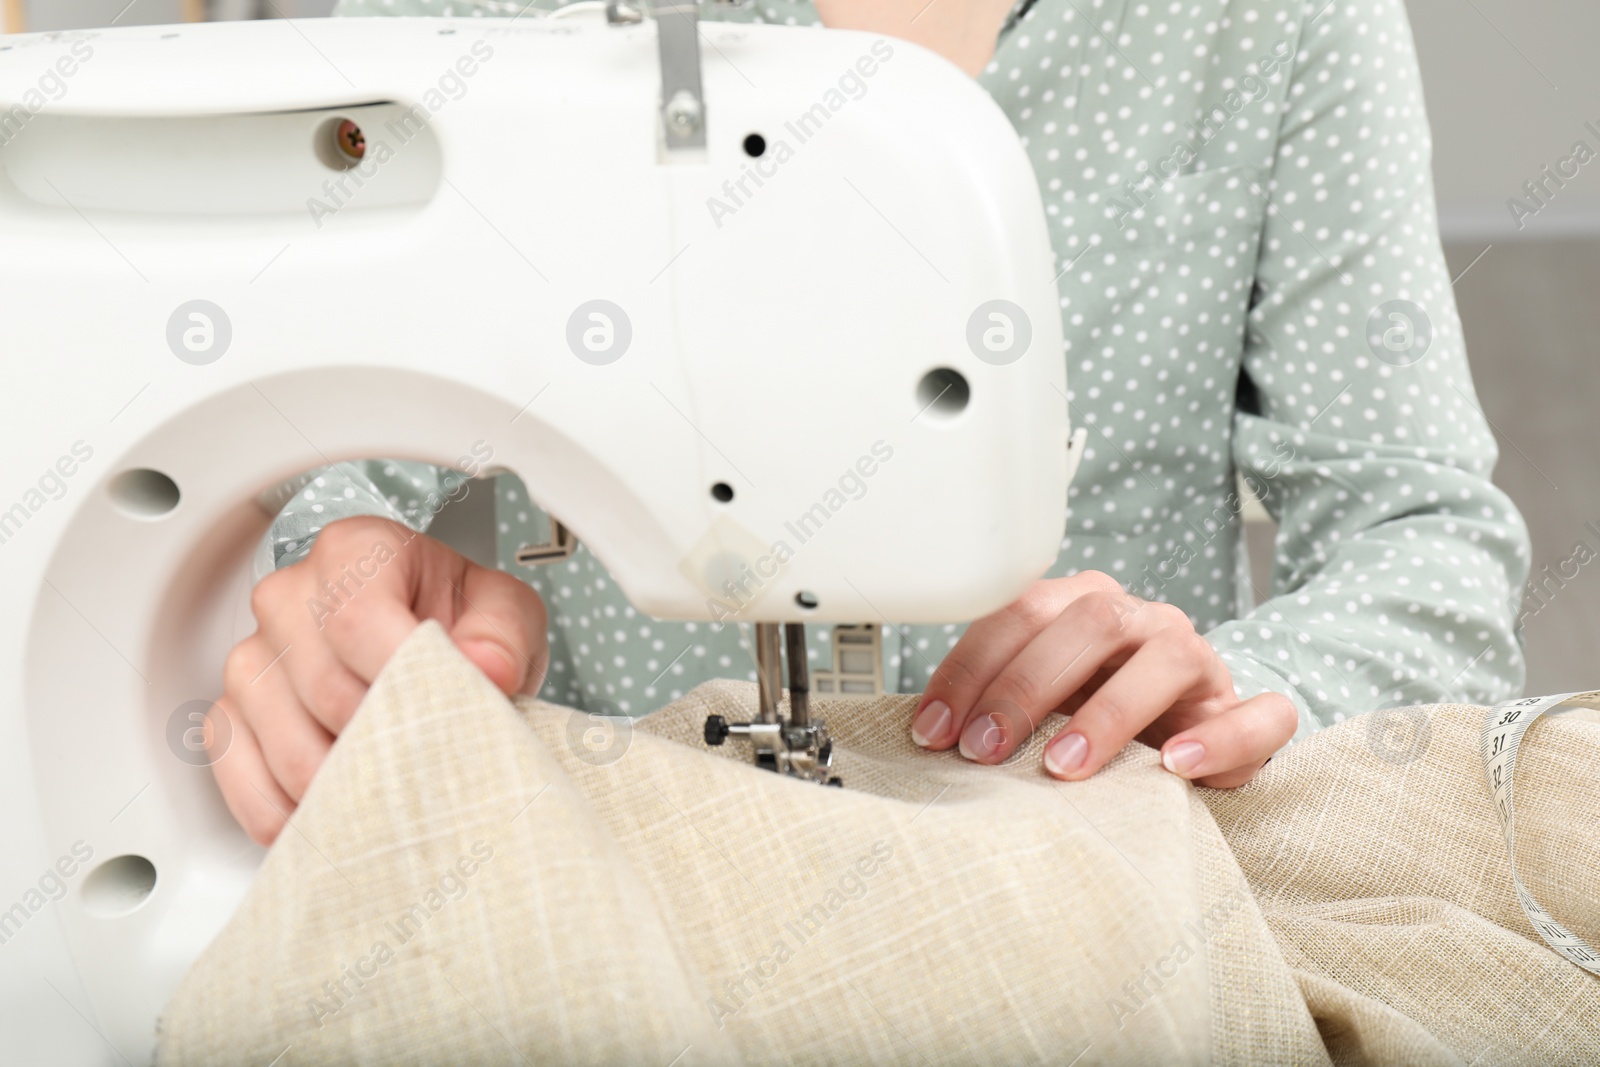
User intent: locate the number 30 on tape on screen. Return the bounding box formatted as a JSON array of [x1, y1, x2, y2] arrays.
[[1482, 691, 1600, 975]]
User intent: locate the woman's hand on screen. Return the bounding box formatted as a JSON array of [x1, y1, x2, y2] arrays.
[[212, 516, 548, 845], [909, 572, 1297, 788]]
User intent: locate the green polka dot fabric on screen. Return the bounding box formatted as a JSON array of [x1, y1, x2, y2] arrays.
[[270, 0, 1531, 736]]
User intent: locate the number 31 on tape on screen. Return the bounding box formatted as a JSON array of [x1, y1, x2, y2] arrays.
[[1482, 691, 1600, 974]]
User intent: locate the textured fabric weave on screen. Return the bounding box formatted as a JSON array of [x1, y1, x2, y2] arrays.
[[1205, 701, 1600, 1066], [158, 623, 1599, 1065]]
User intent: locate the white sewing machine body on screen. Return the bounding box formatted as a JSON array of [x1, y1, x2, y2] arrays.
[[0, 13, 1078, 1062]]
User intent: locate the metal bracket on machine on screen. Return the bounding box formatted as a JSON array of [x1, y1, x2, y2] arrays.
[[606, 0, 749, 155], [650, 1, 707, 153]]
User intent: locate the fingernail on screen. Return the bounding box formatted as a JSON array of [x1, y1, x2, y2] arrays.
[[1043, 732, 1088, 777], [911, 700, 952, 747], [463, 639, 522, 691], [1162, 740, 1206, 776], [958, 713, 1006, 761]]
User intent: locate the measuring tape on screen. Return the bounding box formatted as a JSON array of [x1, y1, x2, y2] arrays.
[[1482, 691, 1600, 975]]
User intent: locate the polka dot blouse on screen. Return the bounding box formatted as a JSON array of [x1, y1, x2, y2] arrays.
[[269, 0, 1533, 737]]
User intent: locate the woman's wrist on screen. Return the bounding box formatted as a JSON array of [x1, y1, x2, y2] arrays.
[[813, 0, 1017, 76]]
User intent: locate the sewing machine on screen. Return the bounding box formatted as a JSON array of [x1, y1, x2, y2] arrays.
[[0, 7, 1082, 1062]]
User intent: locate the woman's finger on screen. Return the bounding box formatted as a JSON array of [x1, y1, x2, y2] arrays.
[[951, 591, 1191, 764], [1159, 691, 1299, 789], [912, 571, 1124, 750], [1039, 625, 1231, 780], [448, 561, 549, 697], [309, 519, 430, 686], [273, 616, 371, 736], [229, 636, 336, 803], [206, 695, 298, 847]]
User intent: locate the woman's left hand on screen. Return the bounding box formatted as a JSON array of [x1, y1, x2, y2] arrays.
[[909, 572, 1298, 788]]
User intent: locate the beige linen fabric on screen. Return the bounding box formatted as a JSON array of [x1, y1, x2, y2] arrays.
[[158, 622, 1599, 1065], [1204, 701, 1600, 1066]]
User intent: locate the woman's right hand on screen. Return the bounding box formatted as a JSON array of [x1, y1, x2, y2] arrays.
[[210, 516, 548, 845]]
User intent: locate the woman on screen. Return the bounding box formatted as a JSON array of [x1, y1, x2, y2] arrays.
[[216, 0, 1529, 844]]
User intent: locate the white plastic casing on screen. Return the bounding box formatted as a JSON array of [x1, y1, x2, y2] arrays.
[[0, 17, 1079, 1062]]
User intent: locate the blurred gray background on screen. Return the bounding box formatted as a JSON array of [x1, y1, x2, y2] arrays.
[[5, 0, 1596, 695], [1407, 0, 1600, 697]]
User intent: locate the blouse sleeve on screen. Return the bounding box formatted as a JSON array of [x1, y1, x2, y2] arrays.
[[254, 460, 462, 580], [1205, 0, 1532, 733]]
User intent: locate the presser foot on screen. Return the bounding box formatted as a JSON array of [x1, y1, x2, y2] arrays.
[[703, 621, 843, 787], [704, 715, 841, 786]]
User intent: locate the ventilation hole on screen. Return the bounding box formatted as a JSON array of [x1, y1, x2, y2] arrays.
[[711, 482, 735, 503], [81, 855, 158, 918], [742, 133, 766, 158], [794, 590, 819, 610], [108, 469, 181, 519], [914, 368, 971, 422]]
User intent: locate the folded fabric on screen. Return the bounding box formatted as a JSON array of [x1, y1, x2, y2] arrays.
[[157, 622, 1600, 1066]]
